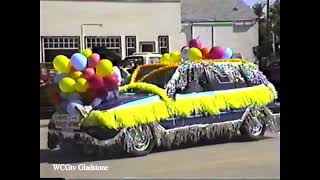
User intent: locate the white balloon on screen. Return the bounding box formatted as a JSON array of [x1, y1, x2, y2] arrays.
[[181, 47, 190, 60]]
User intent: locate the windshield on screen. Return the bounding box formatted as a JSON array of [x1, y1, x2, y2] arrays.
[[122, 56, 144, 68]]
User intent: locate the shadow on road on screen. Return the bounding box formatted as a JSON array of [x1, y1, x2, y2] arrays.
[[40, 135, 275, 164], [40, 148, 134, 164]]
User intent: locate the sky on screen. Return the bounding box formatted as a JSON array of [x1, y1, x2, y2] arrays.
[[243, 0, 277, 7]]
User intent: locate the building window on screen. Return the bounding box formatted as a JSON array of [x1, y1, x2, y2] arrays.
[[140, 42, 155, 52], [125, 36, 136, 56], [85, 36, 122, 58], [158, 36, 169, 54], [41, 36, 80, 62]]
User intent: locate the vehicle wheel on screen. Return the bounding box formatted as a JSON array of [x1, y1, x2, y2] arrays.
[[240, 116, 266, 140], [127, 125, 155, 157]]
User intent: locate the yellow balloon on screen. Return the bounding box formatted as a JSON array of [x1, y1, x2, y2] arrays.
[[160, 53, 170, 64], [74, 78, 89, 93], [70, 71, 83, 79], [189, 48, 203, 61], [82, 49, 92, 58], [96, 59, 114, 77], [53, 55, 72, 74], [170, 51, 181, 64], [59, 77, 76, 93]]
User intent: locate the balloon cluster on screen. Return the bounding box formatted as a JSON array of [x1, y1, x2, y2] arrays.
[[51, 49, 119, 115], [160, 37, 234, 64], [160, 51, 182, 65]]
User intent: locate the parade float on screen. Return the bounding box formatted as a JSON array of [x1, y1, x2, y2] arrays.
[[47, 38, 280, 157]]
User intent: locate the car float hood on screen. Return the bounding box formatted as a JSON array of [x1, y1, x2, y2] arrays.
[[93, 93, 150, 111]]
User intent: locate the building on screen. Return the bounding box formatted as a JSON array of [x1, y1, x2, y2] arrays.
[[40, 0, 186, 63], [181, 0, 258, 61], [40, 0, 258, 63]]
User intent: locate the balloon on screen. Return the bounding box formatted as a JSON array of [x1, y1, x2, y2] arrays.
[[75, 78, 89, 93], [70, 71, 83, 80], [59, 77, 76, 93], [82, 49, 93, 58], [223, 48, 233, 59], [201, 48, 210, 59], [84, 68, 95, 80], [181, 46, 190, 60], [88, 53, 100, 68], [89, 75, 105, 91], [160, 53, 170, 64], [189, 48, 203, 61], [96, 59, 114, 77], [70, 66, 76, 72], [170, 51, 181, 64], [103, 73, 119, 91], [54, 73, 67, 84], [71, 53, 87, 71], [66, 100, 84, 115], [189, 37, 202, 49], [208, 47, 225, 59], [53, 55, 72, 74]]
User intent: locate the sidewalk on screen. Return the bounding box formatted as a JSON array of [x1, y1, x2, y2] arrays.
[[40, 119, 50, 127]]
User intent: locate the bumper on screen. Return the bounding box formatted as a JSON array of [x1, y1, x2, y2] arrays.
[[48, 129, 125, 153]]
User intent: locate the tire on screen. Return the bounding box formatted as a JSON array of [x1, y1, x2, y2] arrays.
[[127, 125, 155, 157], [240, 117, 266, 140]]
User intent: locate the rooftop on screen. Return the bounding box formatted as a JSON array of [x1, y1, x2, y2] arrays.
[[181, 0, 257, 22]]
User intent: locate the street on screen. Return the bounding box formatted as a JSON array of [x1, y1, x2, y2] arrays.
[[40, 120, 280, 179]]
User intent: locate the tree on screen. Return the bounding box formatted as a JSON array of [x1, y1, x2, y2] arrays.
[[252, 3, 265, 19], [270, 0, 280, 46], [252, 0, 280, 63]]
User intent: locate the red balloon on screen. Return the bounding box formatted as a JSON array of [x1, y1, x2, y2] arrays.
[[84, 68, 95, 80], [88, 53, 100, 68], [89, 75, 104, 91], [201, 48, 210, 59], [208, 47, 225, 59], [70, 66, 77, 72], [103, 73, 119, 91]]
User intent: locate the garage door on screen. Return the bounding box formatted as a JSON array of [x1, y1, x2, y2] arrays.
[[192, 26, 213, 48]]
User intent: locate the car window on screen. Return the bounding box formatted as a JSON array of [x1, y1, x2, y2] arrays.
[[149, 57, 161, 64], [203, 74, 236, 91], [123, 56, 144, 68]]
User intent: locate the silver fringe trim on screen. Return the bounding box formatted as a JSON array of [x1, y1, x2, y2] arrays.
[[122, 106, 280, 151], [152, 120, 243, 149]]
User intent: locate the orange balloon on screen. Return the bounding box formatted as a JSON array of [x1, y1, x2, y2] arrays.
[[201, 48, 210, 59]]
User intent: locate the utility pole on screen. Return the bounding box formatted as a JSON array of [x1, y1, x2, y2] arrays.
[[266, 0, 270, 58]]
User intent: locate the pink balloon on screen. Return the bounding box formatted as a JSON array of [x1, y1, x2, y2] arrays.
[[103, 73, 119, 91], [188, 37, 202, 49], [208, 47, 225, 59], [89, 75, 104, 91], [84, 68, 95, 80], [88, 53, 100, 68]]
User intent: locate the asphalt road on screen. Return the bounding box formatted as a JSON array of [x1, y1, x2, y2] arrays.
[[40, 120, 280, 179]]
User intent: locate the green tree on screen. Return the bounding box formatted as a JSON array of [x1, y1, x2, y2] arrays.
[[252, 0, 280, 62], [270, 0, 280, 45]]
